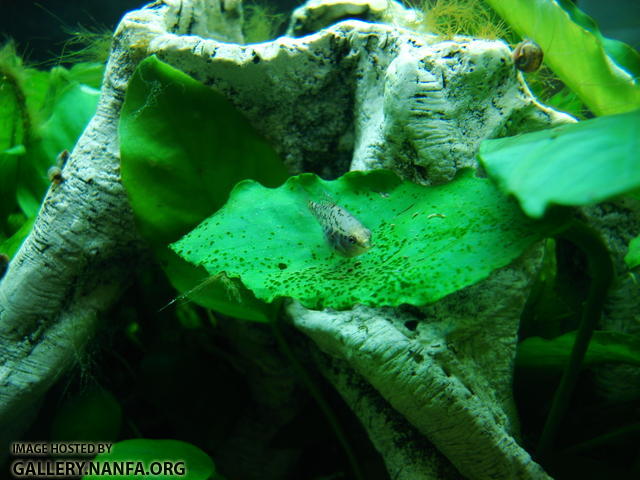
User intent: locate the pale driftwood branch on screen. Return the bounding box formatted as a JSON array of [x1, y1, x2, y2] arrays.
[[0, 0, 244, 460]]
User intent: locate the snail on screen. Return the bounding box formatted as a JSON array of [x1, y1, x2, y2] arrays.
[[512, 39, 543, 73]]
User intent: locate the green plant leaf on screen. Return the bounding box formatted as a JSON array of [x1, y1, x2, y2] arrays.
[[119, 55, 287, 246], [0, 145, 25, 233], [120, 55, 287, 321], [14, 81, 100, 219], [0, 216, 34, 259], [516, 330, 640, 370], [50, 387, 122, 442], [172, 169, 563, 309], [33, 81, 100, 173], [84, 439, 216, 480], [485, 0, 640, 116], [67, 62, 106, 90], [0, 76, 25, 151], [479, 109, 640, 218], [157, 248, 276, 323], [22, 68, 55, 120], [625, 235, 640, 269]]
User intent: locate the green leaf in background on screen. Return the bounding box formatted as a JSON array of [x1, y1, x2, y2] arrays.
[[0, 42, 101, 223], [120, 55, 287, 245], [172, 169, 562, 310], [0, 145, 25, 234], [50, 387, 122, 442], [66, 62, 106, 90], [516, 330, 640, 370], [0, 77, 25, 152], [120, 55, 287, 320], [625, 235, 640, 269], [546, 87, 588, 120], [35, 82, 101, 172], [158, 248, 276, 323], [0, 217, 34, 259], [84, 439, 216, 480], [21, 68, 57, 122], [16, 81, 100, 218], [0, 43, 30, 151], [485, 0, 640, 116], [480, 109, 640, 218]]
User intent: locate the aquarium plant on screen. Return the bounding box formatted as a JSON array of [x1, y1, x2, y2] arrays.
[[0, 0, 639, 479]]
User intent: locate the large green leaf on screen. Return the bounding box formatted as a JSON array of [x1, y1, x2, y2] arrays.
[[120, 55, 287, 245], [157, 248, 277, 323], [120, 55, 287, 321], [479, 109, 640, 218], [172, 169, 562, 310], [84, 439, 216, 480], [34, 82, 100, 171], [16, 82, 100, 218], [516, 330, 640, 370], [485, 0, 640, 116]]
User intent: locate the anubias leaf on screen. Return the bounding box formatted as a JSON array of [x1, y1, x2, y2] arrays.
[[485, 0, 640, 116], [120, 55, 287, 321], [84, 439, 216, 480], [172, 169, 561, 310], [480, 109, 640, 219], [120, 55, 287, 245], [516, 330, 640, 371]]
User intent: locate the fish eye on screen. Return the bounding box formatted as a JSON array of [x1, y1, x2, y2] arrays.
[[348, 236, 357, 244]]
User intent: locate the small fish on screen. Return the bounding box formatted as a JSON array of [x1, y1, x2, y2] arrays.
[[512, 39, 543, 73], [308, 200, 372, 257]]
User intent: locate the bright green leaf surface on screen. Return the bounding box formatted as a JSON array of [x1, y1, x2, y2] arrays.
[[172, 169, 561, 310], [84, 439, 216, 480], [120, 55, 287, 245], [67, 62, 105, 90], [516, 330, 640, 370], [480, 109, 640, 218], [21, 68, 53, 121], [157, 248, 275, 323], [120, 55, 287, 321], [625, 235, 640, 269], [485, 0, 640, 116]]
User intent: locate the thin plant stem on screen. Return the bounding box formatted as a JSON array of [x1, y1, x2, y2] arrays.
[[536, 219, 614, 463]]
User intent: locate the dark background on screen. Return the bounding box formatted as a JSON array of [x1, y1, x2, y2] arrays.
[[0, 0, 638, 64]]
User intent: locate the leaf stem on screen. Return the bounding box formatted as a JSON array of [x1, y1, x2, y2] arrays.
[[535, 219, 614, 463]]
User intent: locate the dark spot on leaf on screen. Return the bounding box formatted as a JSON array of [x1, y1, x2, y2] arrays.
[[278, 263, 288, 270]]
